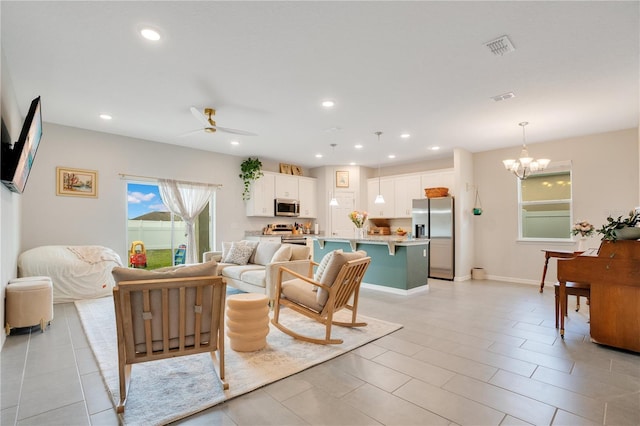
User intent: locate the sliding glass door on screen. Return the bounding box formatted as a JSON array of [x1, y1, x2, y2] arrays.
[[126, 182, 212, 268]]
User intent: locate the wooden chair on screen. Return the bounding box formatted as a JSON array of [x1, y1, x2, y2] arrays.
[[554, 281, 590, 329], [271, 255, 371, 345], [113, 274, 228, 413]]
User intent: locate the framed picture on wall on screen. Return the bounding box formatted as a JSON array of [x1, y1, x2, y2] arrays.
[[56, 167, 98, 197], [336, 171, 349, 187]]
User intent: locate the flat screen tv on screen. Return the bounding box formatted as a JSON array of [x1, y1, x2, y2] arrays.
[[1, 96, 42, 193]]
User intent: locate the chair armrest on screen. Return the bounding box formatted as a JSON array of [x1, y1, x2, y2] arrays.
[[203, 251, 222, 263], [265, 260, 313, 300], [274, 265, 332, 292]]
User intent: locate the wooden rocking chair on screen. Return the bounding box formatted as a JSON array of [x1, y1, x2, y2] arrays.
[[271, 252, 371, 345], [112, 271, 228, 413]]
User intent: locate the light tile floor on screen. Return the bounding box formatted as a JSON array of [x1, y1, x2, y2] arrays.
[[2, 279, 639, 425]]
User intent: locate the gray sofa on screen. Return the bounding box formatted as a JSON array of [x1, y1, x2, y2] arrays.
[[203, 240, 312, 303]]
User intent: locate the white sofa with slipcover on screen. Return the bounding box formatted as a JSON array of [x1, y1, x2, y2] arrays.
[[203, 240, 312, 303]]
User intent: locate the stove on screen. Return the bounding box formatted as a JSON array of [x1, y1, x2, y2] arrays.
[[266, 224, 308, 245], [268, 224, 294, 234], [280, 235, 308, 245]]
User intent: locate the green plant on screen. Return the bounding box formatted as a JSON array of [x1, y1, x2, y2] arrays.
[[596, 210, 639, 241], [239, 157, 263, 200]]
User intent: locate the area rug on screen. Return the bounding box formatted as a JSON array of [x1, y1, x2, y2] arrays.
[[75, 296, 402, 426]]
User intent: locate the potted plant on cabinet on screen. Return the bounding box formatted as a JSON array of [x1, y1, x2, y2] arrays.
[[239, 157, 263, 201], [596, 210, 640, 241]]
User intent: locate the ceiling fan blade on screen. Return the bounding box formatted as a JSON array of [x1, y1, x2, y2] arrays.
[[190, 106, 209, 126], [214, 125, 257, 136], [178, 128, 206, 138]]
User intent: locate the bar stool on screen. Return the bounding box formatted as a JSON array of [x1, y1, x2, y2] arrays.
[[554, 281, 590, 329]]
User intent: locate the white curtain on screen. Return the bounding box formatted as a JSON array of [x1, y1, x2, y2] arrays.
[[158, 179, 216, 264]]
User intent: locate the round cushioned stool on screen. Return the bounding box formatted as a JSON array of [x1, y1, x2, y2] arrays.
[[5, 277, 54, 335], [226, 293, 269, 352]]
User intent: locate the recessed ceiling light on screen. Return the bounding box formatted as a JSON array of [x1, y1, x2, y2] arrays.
[[354, 144, 363, 149], [230, 140, 239, 146], [321, 100, 335, 108], [490, 92, 515, 102], [400, 133, 410, 139], [140, 28, 161, 41], [99, 114, 112, 120], [431, 146, 440, 151], [315, 154, 323, 158], [349, 162, 356, 166], [388, 154, 396, 159]]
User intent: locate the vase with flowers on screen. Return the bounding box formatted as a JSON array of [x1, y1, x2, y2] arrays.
[[348, 210, 368, 239], [571, 220, 595, 251]]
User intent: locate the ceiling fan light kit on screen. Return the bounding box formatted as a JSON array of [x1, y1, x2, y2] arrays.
[[189, 106, 257, 137]]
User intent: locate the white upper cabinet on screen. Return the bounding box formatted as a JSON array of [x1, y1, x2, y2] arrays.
[[367, 177, 395, 218], [245, 172, 275, 217], [420, 169, 455, 197], [247, 172, 317, 217], [366, 169, 455, 218], [298, 177, 317, 218], [394, 175, 422, 217], [275, 173, 299, 199]]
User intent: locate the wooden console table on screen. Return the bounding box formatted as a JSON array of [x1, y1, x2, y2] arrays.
[[539, 250, 581, 293]]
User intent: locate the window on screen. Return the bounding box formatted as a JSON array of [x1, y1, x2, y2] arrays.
[[518, 169, 572, 240], [127, 182, 212, 269]]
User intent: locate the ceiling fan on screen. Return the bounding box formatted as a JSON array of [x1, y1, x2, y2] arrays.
[[188, 106, 257, 136]]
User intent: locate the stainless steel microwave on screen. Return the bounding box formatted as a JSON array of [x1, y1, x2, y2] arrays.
[[274, 198, 300, 217]]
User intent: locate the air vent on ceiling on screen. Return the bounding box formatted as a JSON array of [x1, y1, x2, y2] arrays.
[[485, 35, 515, 56], [491, 92, 515, 102]]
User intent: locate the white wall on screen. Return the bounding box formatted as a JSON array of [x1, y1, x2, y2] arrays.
[[473, 128, 639, 286], [1, 49, 26, 349], [453, 148, 475, 280], [19, 123, 284, 263]]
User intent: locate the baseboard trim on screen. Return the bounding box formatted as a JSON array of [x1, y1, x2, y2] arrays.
[[486, 275, 539, 286], [361, 282, 429, 296]]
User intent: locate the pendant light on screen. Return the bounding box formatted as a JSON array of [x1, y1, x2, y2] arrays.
[[374, 131, 385, 204], [329, 143, 339, 207], [502, 122, 550, 180]]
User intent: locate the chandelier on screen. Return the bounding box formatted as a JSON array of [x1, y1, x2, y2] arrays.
[[502, 122, 550, 180], [374, 131, 385, 204]]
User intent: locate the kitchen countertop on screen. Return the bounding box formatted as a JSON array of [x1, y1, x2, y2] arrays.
[[312, 235, 429, 255]]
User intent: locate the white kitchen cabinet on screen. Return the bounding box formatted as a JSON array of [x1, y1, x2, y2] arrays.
[[367, 177, 395, 218], [298, 177, 317, 218], [420, 169, 455, 198], [394, 175, 422, 217], [275, 173, 299, 199], [245, 172, 275, 216]]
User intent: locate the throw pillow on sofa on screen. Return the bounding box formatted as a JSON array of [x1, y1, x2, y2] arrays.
[[253, 242, 282, 265], [221, 240, 258, 262], [223, 242, 255, 265], [271, 245, 292, 262]]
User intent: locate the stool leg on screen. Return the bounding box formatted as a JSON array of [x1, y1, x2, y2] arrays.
[[40, 318, 45, 332], [575, 296, 580, 312]]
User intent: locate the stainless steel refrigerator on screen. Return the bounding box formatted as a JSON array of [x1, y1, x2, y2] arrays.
[[412, 197, 455, 280]]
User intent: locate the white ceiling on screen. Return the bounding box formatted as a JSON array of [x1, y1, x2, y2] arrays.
[[2, 1, 638, 168]]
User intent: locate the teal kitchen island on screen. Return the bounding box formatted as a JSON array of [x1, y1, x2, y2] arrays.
[[312, 236, 430, 294]]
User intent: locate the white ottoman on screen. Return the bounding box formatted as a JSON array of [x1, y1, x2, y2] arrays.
[[5, 277, 53, 334], [226, 293, 270, 352]]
